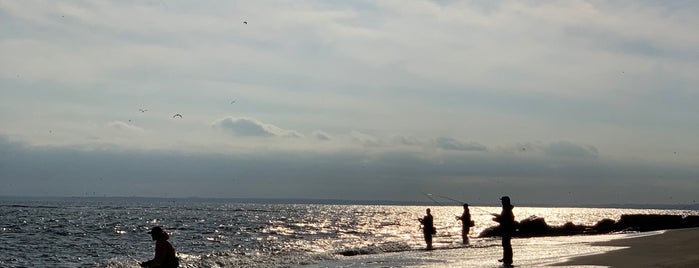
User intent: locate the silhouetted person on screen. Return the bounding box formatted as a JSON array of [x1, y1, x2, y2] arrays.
[[418, 208, 435, 250], [455, 203, 472, 244], [491, 196, 515, 266], [141, 226, 179, 268]]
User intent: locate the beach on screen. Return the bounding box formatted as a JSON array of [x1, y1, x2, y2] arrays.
[[316, 228, 699, 267], [558, 227, 699, 268]]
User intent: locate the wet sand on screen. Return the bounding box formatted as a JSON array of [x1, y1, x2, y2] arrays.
[[558, 227, 699, 268]]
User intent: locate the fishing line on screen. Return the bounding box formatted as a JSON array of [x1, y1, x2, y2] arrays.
[[418, 193, 471, 237], [421, 192, 445, 206], [75, 224, 140, 263], [435, 195, 464, 204], [78, 209, 140, 264]]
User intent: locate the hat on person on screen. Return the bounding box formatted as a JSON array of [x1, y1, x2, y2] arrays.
[[500, 196, 511, 202], [148, 226, 164, 235]]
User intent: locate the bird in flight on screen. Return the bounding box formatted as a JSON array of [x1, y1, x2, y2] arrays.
[[139, 109, 148, 113], [243, 21, 247, 24], [172, 114, 182, 118], [230, 99, 236, 104]]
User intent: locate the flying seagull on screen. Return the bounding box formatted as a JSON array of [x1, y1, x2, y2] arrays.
[[139, 109, 148, 113], [173, 114, 182, 118], [243, 21, 247, 24], [230, 99, 236, 104]]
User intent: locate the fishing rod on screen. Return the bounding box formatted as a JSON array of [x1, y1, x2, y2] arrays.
[[75, 224, 140, 264], [431, 194, 493, 214]]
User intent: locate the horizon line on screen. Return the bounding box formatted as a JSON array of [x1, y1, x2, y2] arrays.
[[0, 195, 696, 210]]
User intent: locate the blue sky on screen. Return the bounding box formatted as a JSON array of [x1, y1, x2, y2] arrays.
[[1, 0, 698, 204]]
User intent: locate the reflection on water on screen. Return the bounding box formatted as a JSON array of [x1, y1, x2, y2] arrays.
[[0, 198, 696, 267]]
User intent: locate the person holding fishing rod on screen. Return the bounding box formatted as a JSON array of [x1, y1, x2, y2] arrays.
[[455, 203, 473, 244], [141, 226, 179, 268], [492, 196, 515, 267], [417, 208, 436, 250]]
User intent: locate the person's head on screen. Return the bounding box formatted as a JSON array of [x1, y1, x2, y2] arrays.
[[463, 203, 469, 209], [148, 226, 166, 241], [426, 208, 431, 215], [500, 196, 511, 206]]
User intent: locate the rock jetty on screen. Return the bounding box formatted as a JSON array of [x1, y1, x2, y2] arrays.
[[479, 214, 699, 238]]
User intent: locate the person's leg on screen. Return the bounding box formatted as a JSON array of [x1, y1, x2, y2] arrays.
[[502, 235, 513, 265], [426, 233, 433, 249], [462, 229, 468, 244], [423, 233, 429, 249]]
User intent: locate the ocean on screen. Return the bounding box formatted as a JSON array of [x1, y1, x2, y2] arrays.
[[1, 197, 697, 268]]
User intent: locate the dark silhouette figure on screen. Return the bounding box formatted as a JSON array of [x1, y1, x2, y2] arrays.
[[141, 227, 179, 268], [418, 208, 436, 250], [492, 196, 515, 266], [455, 203, 472, 244]]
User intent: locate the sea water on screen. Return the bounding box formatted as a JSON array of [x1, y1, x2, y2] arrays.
[[1, 198, 696, 268]]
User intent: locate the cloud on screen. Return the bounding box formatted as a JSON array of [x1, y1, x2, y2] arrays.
[[433, 137, 487, 152], [542, 141, 599, 159], [391, 135, 424, 147], [106, 121, 144, 133], [1, 135, 697, 204], [0, 135, 25, 152], [212, 117, 302, 138], [312, 130, 332, 141], [350, 130, 382, 147]]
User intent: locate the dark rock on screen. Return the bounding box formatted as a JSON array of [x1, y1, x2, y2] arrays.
[[682, 215, 699, 227], [337, 248, 373, 256], [593, 218, 616, 233], [558, 221, 587, 234], [479, 226, 504, 238], [517, 216, 549, 236]]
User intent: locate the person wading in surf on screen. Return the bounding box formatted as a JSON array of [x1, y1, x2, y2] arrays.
[[418, 208, 436, 250], [492, 196, 516, 267], [455, 203, 473, 244], [141, 226, 179, 268]]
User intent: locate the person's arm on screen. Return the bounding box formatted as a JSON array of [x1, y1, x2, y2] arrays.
[[491, 213, 501, 223]]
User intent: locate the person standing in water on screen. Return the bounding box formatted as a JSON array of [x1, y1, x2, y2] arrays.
[[141, 226, 179, 268], [455, 203, 472, 244], [418, 208, 436, 250], [492, 196, 515, 267]]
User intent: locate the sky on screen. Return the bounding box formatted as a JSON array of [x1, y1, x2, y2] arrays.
[[1, 0, 698, 205]]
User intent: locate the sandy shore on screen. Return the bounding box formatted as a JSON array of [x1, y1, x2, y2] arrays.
[[558, 227, 699, 268]]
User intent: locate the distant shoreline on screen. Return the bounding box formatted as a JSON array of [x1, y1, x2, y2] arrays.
[[1, 195, 697, 209]]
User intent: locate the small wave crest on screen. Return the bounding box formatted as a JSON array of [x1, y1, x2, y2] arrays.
[[336, 241, 413, 256]]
